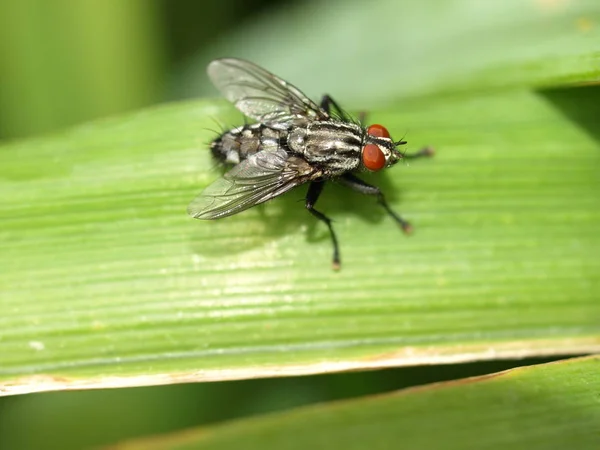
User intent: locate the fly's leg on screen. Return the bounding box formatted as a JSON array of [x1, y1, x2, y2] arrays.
[[404, 146, 435, 160], [319, 95, 343, 115], [320, 95, 351, 121], [339, 173, 413, 234], [306, 180, 341, 270], [321, 94, 368, 123]]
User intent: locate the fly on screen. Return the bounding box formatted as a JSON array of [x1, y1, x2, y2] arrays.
[[188, 58, 432, 270]]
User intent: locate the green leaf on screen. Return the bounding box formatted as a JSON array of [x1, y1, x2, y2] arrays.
[[107, 356, 600, 450], [179, 0, 600, 105], [1, 85, 599, 395]]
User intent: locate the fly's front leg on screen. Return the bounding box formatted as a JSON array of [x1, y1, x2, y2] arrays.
[[339, 173, 413, 234], [404, 146, 435, 160], [306, 180, 341, 270]]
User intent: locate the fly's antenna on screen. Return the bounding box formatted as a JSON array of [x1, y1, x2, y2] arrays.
[[395, 130, 408, 147], [395, 131, 411, 165], [394, 137, 409, 165]]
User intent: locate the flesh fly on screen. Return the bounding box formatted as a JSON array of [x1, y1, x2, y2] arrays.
[[188, 58, 432, 269]]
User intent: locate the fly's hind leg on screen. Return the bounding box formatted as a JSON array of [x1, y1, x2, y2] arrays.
[[306, 180, 341, 270], [339, 173, 414, 234]]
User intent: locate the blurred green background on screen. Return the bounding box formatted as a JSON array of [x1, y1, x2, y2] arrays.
[[0, 0, 273, 140], [1, 0, 598, 449]]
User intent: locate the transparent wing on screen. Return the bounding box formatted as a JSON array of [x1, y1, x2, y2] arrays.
[[188, 148, 317, 219], [207, 58, 329, 130]]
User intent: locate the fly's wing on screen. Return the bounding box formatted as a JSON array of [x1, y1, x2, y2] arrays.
[[207, 58, 329, 130], [188, 148, 317, 219]]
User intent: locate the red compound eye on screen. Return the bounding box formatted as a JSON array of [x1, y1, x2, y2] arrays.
[[362, 144, 386, 171], [367, 124, 390, 139]]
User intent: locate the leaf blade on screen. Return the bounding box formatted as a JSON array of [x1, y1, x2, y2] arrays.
[[1, 88, 599, 394], [107, 356, 600, 450]]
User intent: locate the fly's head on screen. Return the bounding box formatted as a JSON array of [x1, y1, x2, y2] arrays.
[[360, 124, 406, 172]]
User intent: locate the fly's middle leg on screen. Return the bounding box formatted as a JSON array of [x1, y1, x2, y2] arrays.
[[306, 180, 341, 270], [339, 173, 414, 234]]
